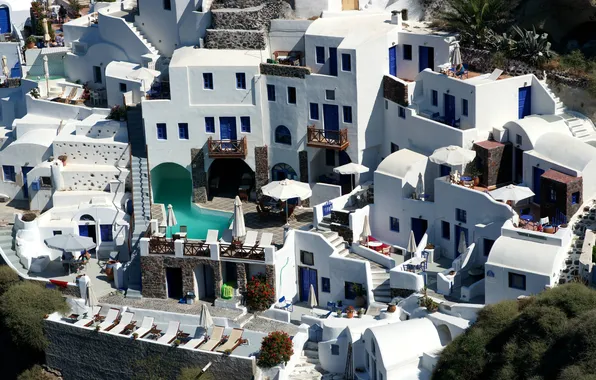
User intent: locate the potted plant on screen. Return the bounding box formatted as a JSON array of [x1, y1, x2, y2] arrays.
[[387, 301, 397, 313], [351, 283, 367, 308], [58, 155, 67, 166], [357, 308, 365, 318], [257, 331, 294, 369], [465, 158, 483, 186], [337, 300, 343, 307], [346, 306, 355, 319], [26, 36, 36, 49], [419, 288, 439, 312], [336, 309, 342, 318], [172, 339, 181, 347], [132, 332, 139, 340]]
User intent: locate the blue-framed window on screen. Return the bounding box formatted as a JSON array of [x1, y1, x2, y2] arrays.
[[508, 272, 526, 290], [325, 149, 335, 166], [341, 54, 351, 71], [205, 117, 215, 133], [398, 106, 406, 119], [100, 225, 113, 242], [344, 281, 361, 300], [390, 217, 400, 232], [203, 73, 213, 89], [267, 84, 276, 101], [462, 99, 469, 116], [178, 123, 189, 140], [236, 73, 246, 89], [310, 103, 319, 120], [572, 191, 580, 204], [275, 125, 291, 145], [432, 90, 438, 106], [331, 344, 339, 355], [156, 123, 167, 140], [240, 116, 251, 133], [442, 221, 450, 240], [403, 44, 412, 60], [287, 87, 297, 104], [343, 106, 353, 123], [456, 208, 467, 223], [322, 277, 330, 293], [316, 46, 325, 64], [2, 166, 15, 182]]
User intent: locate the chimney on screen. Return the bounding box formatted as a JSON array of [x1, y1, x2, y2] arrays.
[[391, 10, 402, 29]]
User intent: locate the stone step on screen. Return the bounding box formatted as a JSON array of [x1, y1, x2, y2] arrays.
[[374, 295, 392, 303], [374, 283, 390, 290], [0, 228, 13, 236], [304, 341, 318, 351], [374, 289, 392, 297], [302, 349, 319, 359], [370, 267, 390, 274]]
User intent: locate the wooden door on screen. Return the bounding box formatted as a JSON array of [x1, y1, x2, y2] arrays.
[[342, 0, 359, 11]]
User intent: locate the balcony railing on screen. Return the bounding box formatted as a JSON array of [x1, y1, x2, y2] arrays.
[[307, 126, 349, 150], [183, 240, 210, 257], [219, 242, 265, 261], [149, 237, 174, 255], [207, 136, 247, 158]]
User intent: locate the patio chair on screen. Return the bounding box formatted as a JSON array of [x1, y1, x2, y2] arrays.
[[243, 231, 258, 250], [178, 225, 188, 240], [327, 301, 336, 311], [278, 296, 293, 312], [55, 85, 76, 103], [455, 64, 469, 79], [540, 217, 549, 226], [206, 229, 219, 243], [199, 326, 225, 351], [216, 328, 244, 353], [184, 336, 207, 349], [158, 225, 167, 235], [157, 321, 180, 344], [69, 87, 85, 104], [130, 316, 155, 338], [74, 306, 101, 326], [97, 308, 121, 330], [256, 204, 270, 219], [106, 311, 135, 334], [487, 68, 503, 81], [259, 232, 273, 247]]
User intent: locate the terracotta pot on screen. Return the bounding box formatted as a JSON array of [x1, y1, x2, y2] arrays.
[[387, 304, 396, 313], [355, 295, 366, 308], [26, 42, 35, 49], [346, 311, 354, 319], [544, 226, 555, 234]]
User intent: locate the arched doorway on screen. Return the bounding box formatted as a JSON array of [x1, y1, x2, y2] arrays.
[[150, 162, 192, 207], [0, 6, 11, 34], [208, 159, 254, 199], [78, 214, 97, 252], [437, 324, 453, 346], [271, 163, 297, 181]]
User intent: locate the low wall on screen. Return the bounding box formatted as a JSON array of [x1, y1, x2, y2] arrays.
[[204, 29, 266, 50], [351, 242, 395, 269], [44, 320, 256, 380]]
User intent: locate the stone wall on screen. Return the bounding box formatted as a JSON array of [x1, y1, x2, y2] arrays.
[[212, 2, 285, 31], [254, 146, 269, 195], [236, 263, 247, 293], [191, 148, 207, 203], [141, 255, 222, 299], [212, 0, 269, 8], [461, 47, 545, 79], [260, 63, 311, 79], [540, 170, 583, 222], [44, 320, 256, 380], [265, 264, 275, 293], [383, 75, 409, 106], [473, 140, 511, 188], [204, 29, 266, 50]]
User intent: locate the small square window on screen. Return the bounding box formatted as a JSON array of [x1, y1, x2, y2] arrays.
[[343, 106, 352, 123], [391, 143, 399, 153], [572, 191, 580, 205], [178, 123, 189, 140], [331, 344, 340, 356], [236, 73, 246, 89], [163, 0, 171, 10], [516, 134, 522, 145], [53, 230, 62, 236], [456, 208, 467, 223], [390, 217, 399, 232], [442, 221, 450, 240], [403, 44, 412, 60], [119, 83, 127, 92], [203, 73, 213, 90], [40, 176, 52, 188], [322, 277, 330, 293], [325, 149, 335, 166], [341, 54, 351, 72], [462, 99, 469, 116], [301, 250, 314, 266], [310, 103, 319, 120], [156, 123, 167, 140], [267, 84, 276, 101], [287, 87, 297, 104], [100, 224, 113, 242], [205, 117, 215, 133], [398, 106, 406, 119], [316, 46, 325, 64], [240, 116, 251, 133], [508, 272, 526, 290], [432, 90, 438, 106], [326, 89, 335, 101]]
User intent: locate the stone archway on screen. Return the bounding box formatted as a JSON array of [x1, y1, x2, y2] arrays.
[[437, 324, 453, 346], [150, 162, 192, 207], [207, 158, 255, 199]]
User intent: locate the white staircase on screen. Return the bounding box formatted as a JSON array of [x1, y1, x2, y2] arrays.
[[131, 156, 151, 225], [346, 252, 392, 304], [562, 114, 592, 139], [126, 21, 159, 55], [0, 226, 25, 273], [289, 341, 342, 380]]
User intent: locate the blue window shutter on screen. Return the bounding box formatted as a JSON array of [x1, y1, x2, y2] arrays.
[[310, 103, 319, 120], [178, 123, 189, 139], [205, 117, 215, 133], [100, 225, 113, 242], [236, 73, 246, 89], [241, 117, 251, 133], [267, 84, 276, 101]]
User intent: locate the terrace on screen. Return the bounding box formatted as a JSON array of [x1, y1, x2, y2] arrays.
[[207, 136, 248, 158], [306, 126, 350, 151]]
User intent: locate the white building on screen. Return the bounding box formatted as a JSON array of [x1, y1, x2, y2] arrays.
[[0, 0, 29, 34]]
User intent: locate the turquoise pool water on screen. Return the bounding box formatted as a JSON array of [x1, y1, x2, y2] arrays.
[[151, 164, 232, 239]]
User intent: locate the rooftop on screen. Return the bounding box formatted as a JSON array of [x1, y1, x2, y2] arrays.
[[170, 47, 266, 68], [307, 13, 398, 48], [542, 169, 580, 184]]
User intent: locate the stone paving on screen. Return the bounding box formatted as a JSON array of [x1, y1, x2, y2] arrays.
[[243, 315, 299, 335], [0, 199, 31, 226], [201, 196, 314, 245]]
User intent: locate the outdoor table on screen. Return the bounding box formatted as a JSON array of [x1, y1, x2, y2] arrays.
[[460, 176, 472, 182], [367, 241, 382, 250], [520, 215, 534, 222]]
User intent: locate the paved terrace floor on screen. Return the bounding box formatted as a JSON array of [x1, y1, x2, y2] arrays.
[[201, 196, 314, 245]]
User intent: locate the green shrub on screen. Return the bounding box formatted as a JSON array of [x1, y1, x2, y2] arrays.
[[17, 365, 58, 380], [0, 266, 20, 296], [0, 282, 68, 351], [257, 331, 294, 368]]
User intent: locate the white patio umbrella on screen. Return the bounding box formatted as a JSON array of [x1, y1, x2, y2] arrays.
[[451, 41, 462, 67], [232, 196, 246, 242], [360, 214, 371, 245], [308, 284, 318, 310], [42, 18, 50, 47], [167, 204, 177, 236], [127, 67, 161, 91], [261, 179, 312, 223], [429, 146, 476, 167], [1, 55, 8, 79], [86, 279, 98, 309], [199, 304, 214, 329], [489, 184, 535, 203], [333, 163, 369, 191], [458, 230, 468, 257], [43, 55, 50, 97], [407, 231, 417, 258], [45, 233, 96, 252]]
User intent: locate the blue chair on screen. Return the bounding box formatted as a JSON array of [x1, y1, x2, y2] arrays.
[[327, 301, 336, 311], [278, 296, 293, 312]]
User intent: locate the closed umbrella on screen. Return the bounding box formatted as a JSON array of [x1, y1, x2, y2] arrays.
[[42, 18, 50, 47], [167, 204, 177, 236], [199, 304, 214, 329], [45, 233, 96, 252], [333, 163, 369, 191], [489, 184, 535, 203], [407, 231, 417, 258], [415, 173, 424, 200], [232, 196, 246, 242], [451, 41, 462, 67], [360, 214, 371, 245], [261, 179, 312, 223], [308, 284, 318, 310], [43, 55, 50, 97], [86, 278, 98, 309], [429, 146, 476, 167], [1, 55, 8, 79]]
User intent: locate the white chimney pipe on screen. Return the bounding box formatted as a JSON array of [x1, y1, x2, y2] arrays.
[[391, 10, 402, 29]]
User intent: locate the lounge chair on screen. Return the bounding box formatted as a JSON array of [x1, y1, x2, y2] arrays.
[[216, 328, 244, 353], [199, 326, 225, 351], [55, 85, 76, 103], [259, 232, 273, 247], [69, 87, 85, 104], [243, 231, 258, 247], [487, 68, 503, 81], [184, 336, 207, 349], [106, 311, 135, 334], [278, 296, 293, 312], [157, 321, 180, 344], [206, 229, 219, 243], [73, 306, 101, 326], [97, 308, 121, 330], [130, 316, 155, 338], [178, 225, 188, 240]]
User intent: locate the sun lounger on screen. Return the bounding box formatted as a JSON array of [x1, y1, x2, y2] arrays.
[[206, 229, 219, 243], [487, 68, 503, 81], [157, 321, 180, 344], [184, 337, 206, 349], [73, 306, 101, 327], [200, 326, 225, 351], [106, 311, 134, 334], [55, 85, 76, 102], [216, 328, 244, 353], [97, 308, 120, 330], [130, 316, 155, 338], [243, 231, 258, 247], [259, 232, 273, 247]]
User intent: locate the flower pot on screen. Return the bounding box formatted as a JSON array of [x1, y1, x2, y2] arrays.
[[355, 295, 366, 308], [544, 226, 555, 234], [473, 176, 480, 186], [347, 311, 354, 319], [387, 304, 396, 313], [26, 42, 35, 49]]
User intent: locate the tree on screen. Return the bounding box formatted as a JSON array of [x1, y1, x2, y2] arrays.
[[257, 331, 294, 368], [432, 283, 596, 379], [0, 265, 20, 296], [440, 0, 520, 48], [67, 0, 81, 18]]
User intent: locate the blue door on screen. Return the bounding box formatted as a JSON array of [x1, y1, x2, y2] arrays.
[[323, 104, 340, 142], [389, 46, 397, 76], [419, 46, 434, 72], [454, 225, 469, 257], [219, 117, 237, 149], [21, 166, 33, 198], [329, 47, 338, 76], [300, 267, 318, 302], [411, 218, 428, 245], [444, 94, 456, 125], [79, 225, 89, 237], [10, 61, 21, 78], [0, 7, 10, 34], [533, 166, 544, 203], [518, 86, 532, 119]]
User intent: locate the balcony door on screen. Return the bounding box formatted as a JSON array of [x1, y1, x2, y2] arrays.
[[444, 94, 456, 126], [219, 117, 237, 149], [419, 46, 434, 72], [323, 104, 340, 144]]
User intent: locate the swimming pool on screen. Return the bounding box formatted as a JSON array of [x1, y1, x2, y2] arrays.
[[151, 163, 232, 240]]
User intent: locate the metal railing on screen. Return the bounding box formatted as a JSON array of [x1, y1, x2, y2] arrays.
[[307, 126, 349, 150], [148, 237, 174, 255], [207, 136, 248, 158], [219, 243, 265, 261]]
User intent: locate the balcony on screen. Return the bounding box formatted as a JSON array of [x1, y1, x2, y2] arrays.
[[219, 242, 265, 261], [148, 237, 174, 255], [207, 136, 248, 158], [307, 126, 349, 151]]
